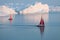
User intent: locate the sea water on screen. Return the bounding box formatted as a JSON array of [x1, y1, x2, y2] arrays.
[[0, 12, 60, 40]]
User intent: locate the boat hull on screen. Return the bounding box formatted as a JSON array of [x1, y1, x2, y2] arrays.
[[37, 24, 44, 27]]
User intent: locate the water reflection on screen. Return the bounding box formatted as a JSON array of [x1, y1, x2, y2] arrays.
[[38, 26, 45, 40], [9, 18, 13, 24], [23, 13, 49, 25], [0, 16, 9, 24]]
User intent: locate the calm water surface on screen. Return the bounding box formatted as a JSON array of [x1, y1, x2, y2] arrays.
[[0, 12, 60, 40]]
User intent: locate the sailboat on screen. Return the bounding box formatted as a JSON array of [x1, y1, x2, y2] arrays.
[[37, 16, 44, 27], [8, 14, 13, 20]]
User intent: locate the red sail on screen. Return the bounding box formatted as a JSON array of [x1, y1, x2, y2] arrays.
[[37, 17, 44, 27], [40, 17, 44, 25]]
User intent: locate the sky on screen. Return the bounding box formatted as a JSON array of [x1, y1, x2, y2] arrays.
[[0, 0, 60, 11]]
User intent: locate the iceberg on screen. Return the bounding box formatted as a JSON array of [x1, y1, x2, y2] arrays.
[[20, 2, 49, 14], [0, 5, 17, 16]]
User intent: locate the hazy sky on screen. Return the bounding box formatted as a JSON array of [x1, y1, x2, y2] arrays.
[[0, 0, 60, 10]]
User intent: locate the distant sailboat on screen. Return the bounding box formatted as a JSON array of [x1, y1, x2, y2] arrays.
[[37, 16, 44, 27], [8, 14, 13, 20], [8, 14, 13, 24]]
